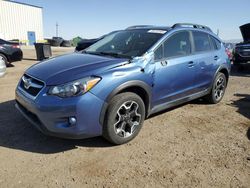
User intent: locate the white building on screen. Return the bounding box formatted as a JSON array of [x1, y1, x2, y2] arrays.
[[0, 0, 43, 45]]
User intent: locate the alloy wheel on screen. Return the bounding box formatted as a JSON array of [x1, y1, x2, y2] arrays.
[[214, 76, 225, 101], [114, 101, 141, 138]]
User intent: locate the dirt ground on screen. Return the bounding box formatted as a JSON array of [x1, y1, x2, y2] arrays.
[[0, 47, 249, 188]]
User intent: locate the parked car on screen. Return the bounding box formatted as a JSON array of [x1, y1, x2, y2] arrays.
[[0, 39, 23, 66], [75, 38, 100, 51], [0, 55, 6, 77], [15, 23, 230, 145], [233, 23, 250, 67], [75, 31, 118, 52]]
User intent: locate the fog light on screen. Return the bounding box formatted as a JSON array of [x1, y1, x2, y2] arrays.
[[69, 117, 77, 125]]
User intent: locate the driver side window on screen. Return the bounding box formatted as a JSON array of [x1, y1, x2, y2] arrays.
[[154, 31, 191, 60]]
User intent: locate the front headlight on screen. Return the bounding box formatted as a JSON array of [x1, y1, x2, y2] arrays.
[[48, 77, 101, 98]]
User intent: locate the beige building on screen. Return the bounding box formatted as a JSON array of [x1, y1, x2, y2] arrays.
[[0, 0, 43, 45]]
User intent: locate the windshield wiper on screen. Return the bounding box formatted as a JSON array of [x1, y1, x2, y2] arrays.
[[82, 50, 101, 55], [99, 52, 131, 59], [82, 50, 132, 59]]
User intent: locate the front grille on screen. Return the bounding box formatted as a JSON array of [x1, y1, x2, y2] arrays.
[[19, 74, 44, 97]]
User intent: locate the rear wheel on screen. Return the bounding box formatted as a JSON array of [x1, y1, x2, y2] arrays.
[[103, 92, 145, 145], [205, 72, 227, 104]]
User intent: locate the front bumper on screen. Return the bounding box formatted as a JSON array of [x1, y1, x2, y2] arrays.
[[15, 87, 105, 139]]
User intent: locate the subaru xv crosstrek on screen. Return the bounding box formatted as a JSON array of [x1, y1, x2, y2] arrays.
[[15, 23, 231, 145]]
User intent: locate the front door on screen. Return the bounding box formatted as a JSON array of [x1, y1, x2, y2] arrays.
[[151, 31, 197, 107], [27, 31, 36, 45]]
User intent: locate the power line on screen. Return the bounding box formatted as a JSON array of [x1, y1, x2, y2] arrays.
[[56, 22, 59, 37]]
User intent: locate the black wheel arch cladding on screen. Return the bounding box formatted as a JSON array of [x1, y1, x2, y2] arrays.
[[99, 80, 152, 126]]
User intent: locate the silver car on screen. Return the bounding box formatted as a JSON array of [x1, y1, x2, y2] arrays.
[[0, 56, 6, 77]]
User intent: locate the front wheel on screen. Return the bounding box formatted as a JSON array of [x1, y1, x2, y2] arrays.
[[0, 54, 9, 67], [103, 92, 145, 145], [205, 72, 227, 104]]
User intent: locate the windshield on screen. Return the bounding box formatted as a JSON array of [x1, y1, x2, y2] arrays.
[[85, 30, 166, 58]]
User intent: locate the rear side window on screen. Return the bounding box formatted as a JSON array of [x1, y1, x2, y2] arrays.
[[210, 36, 221, 50], [193, 31, 212, 52]]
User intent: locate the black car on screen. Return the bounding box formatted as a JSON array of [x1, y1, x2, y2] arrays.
[[75, 38, 100, 52], [233, 23, 250, 67], [75, 31, 119, 52], [0, 39, 23, 66]]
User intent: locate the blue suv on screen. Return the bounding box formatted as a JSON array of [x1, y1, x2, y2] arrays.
[[15, 23, 231, 145]]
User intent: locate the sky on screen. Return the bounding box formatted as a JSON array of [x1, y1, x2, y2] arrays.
[[11, 0, 250, 41]]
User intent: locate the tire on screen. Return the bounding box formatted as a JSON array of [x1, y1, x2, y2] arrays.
[[103, 92, 145, 145], [205, 72, 227, 104], [61, 40, 71, 47], [0, 54, 9, 67], [52, 37, 64, 46], [50, 39, 61, 47]]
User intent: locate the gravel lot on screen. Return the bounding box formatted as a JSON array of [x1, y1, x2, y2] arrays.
[[0, 47, 249, 188]]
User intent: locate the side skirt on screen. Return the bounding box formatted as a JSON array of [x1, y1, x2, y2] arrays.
[[149, 89, 210, 116]]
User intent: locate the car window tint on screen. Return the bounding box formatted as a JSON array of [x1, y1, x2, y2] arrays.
[[163, 31, 191, 58], [193, 31, 212, 52], [155, 45, 163, 60], [212, 37, 221, 50]]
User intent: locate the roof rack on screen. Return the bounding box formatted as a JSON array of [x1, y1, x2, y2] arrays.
[[172, 23, 212, 32], [126, 25, 154, 30]]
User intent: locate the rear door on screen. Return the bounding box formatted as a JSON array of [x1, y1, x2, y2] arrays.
[[191, 31, 217, 92], [152, 31, 197, 107]]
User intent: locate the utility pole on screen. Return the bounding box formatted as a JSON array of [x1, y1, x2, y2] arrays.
[[216, 29, 219, 36], [56, 22, 59, 37]]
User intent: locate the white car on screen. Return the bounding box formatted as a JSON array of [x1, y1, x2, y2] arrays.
[[0, 55, 6, 77]]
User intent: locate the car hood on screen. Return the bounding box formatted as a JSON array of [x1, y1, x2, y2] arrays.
[[26, 53, 129, 85], [240, 23, 250, 42]]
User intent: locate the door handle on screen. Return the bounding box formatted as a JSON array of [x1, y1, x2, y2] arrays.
[[188, 61, 194, 67], [214, 56, 219, 61], [161, 60, 168, 66]]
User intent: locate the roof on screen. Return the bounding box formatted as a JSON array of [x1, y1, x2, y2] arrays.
[[126, 23, 214, 34], [126, 25, 171, 31], [3, 0, 43, 9]]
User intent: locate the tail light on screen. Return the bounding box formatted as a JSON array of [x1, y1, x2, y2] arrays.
[[12, 44, 20, 48], [225, 48, 231, 58]]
